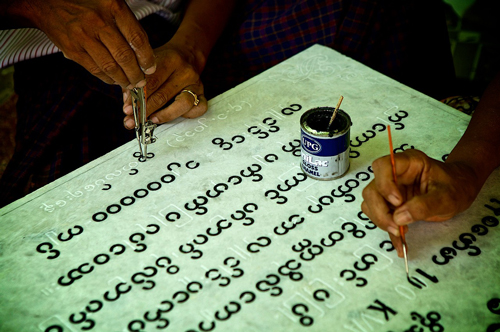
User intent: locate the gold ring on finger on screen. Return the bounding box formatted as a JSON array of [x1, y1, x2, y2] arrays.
[[181, 89, 200, 106]]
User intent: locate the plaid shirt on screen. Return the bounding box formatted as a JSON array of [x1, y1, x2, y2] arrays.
[[203, 0, 454, 99]]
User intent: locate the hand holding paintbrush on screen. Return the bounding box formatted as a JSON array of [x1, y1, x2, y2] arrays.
[[360, 128, 415, 265], [361, 73, 500, 278]]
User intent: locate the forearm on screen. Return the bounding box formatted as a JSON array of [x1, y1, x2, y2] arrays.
[[168, 0, 236, 72], [446, 72, 500, 191], [0, 0, 37, 29]]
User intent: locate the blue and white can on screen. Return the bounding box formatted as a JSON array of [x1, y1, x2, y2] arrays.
[[300, 107, 351, 180]]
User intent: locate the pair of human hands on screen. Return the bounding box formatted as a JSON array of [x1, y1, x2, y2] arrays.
[[28, 0, 207, 126], [361, 149, 480, 257]]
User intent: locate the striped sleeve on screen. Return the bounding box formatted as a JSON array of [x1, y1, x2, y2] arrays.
[[0, 29, 59, 69]]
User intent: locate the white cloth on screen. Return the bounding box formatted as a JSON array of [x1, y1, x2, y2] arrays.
[[0, 0, 183, 69]]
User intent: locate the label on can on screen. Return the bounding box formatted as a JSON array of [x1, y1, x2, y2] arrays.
[[300, 107, 351, 180]]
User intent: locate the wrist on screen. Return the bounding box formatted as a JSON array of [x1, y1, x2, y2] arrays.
[[446, 137, 498, 187], [169, 22, 211, 73], [445, 161, 482, 210]]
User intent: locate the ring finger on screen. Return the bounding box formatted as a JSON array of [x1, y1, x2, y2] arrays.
[[150, 83, 207, 123]]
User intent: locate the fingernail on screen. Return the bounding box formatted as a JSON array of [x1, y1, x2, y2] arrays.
[[144, 64, 156, 75], [127, 83, 134, 90], [136, 79, 147, 88], [388, 194, 401, 206], [151, 116, 159, 124], [123, 105, 133, 115], [394, 210, 413, 225], [124, 118, 135, 129], [387, 226, 400, 237]]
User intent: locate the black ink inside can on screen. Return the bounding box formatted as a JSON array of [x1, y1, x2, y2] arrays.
[[305, 109, 349, 135]]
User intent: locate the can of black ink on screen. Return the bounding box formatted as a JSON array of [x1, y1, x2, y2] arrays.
[[300, 107, 351, 180]]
